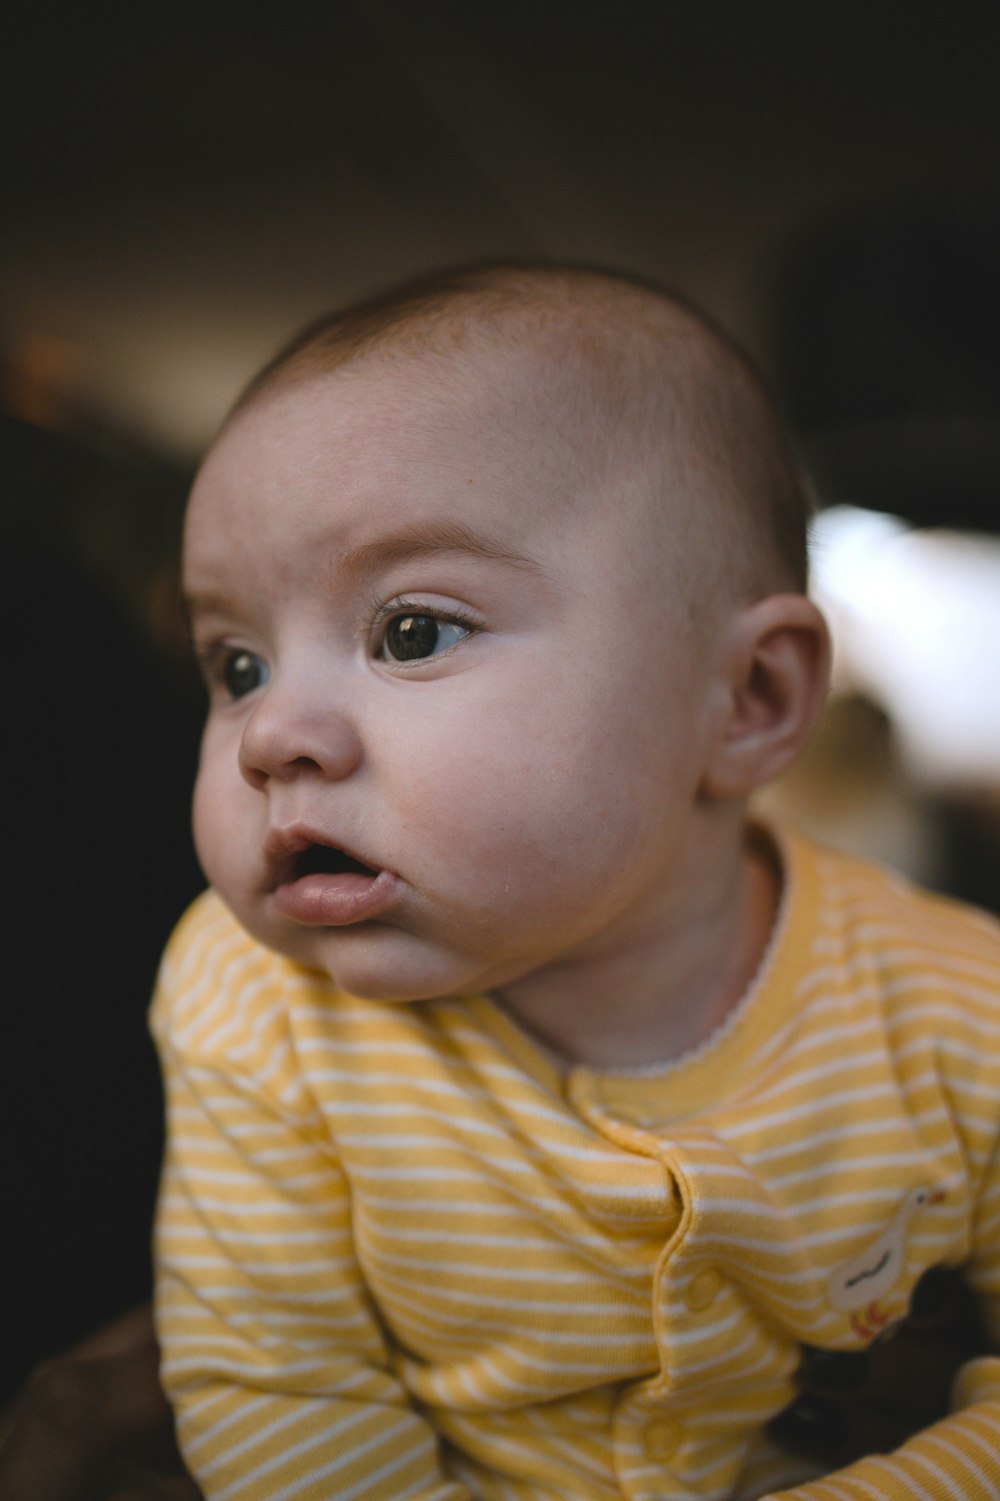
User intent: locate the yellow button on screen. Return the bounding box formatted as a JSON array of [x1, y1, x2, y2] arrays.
[[685, 1267, 722, 1311], [643, 1417, 682, 1462]]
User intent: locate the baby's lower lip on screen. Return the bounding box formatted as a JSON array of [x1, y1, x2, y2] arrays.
[[272, 867, 400, 927]]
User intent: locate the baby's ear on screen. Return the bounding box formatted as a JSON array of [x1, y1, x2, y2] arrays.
[[702, 594, 831, 800]]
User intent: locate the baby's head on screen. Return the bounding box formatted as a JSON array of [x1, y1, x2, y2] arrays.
[[236, 262, 811, 603], [184, 263, 828, 1016]]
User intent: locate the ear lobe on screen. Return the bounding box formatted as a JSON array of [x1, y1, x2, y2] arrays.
[[702, 595, 831, 800]]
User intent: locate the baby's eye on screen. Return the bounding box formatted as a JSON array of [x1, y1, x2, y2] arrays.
[[222, 648, 269, 698], [381, 613, 470, 663]]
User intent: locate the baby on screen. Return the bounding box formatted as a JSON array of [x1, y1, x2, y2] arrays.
[[155, 264, 1000, 1501]]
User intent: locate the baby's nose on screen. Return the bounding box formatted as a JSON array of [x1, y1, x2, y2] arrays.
[[238, 681, 363, 788]]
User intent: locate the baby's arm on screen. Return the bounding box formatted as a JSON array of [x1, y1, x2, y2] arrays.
[[152, 910, 468, 1501], [157, 1059, 465, 1501], [765, 1362, 1000, 1500], [764, 1158, 1000, 1497]]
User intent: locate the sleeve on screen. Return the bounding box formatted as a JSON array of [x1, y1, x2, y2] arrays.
[[766, 1073, 1000, 1499], [764, 1374, 1000, 1501], [152, 905, 469, 1501]]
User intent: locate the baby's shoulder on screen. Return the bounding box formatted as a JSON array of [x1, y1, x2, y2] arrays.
[[155, 887, 287, 992], [798, 832, 1000, 1032], [149, 889, 331, 1066], [824, 842, 998, 955]]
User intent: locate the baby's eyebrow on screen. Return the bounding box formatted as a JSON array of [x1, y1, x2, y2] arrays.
[[181, 589, 234, 628], [336, 521, 544, 579]]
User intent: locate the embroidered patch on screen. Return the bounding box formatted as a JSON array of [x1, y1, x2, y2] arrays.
[[827, 1186, 946, 1340]]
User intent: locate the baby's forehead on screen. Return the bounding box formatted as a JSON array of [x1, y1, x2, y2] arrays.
[[184, 348, 686, 634], [191, 269, 806, 611], [197, 324, 723, 615], [192, 339, 624, 541], [234, 333, 631, 499]]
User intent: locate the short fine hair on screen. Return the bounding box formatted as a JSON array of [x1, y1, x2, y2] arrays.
[[232, 262, 814, 594]]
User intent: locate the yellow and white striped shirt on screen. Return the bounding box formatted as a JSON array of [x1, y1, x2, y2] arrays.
[[152, 828, 1000, 1501]]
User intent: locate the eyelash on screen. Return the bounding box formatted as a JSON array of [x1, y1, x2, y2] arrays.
[[368, 595, 481, 656]]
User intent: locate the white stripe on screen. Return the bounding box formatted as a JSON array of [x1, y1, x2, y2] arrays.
[[158, 1193, 336, 1217]]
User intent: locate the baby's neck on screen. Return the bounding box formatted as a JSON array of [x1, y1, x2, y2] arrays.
[[494, 833, 780, 1072]]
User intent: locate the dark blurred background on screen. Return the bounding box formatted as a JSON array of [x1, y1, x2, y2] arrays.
[[2, 0, 999, 1399]]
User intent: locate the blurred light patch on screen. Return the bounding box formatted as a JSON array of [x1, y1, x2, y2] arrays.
[[2, 330, 84, 430], [809, 506, 1000, 790]]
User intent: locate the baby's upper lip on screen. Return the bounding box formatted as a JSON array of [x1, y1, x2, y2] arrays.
[[263, 822, 383, 887]]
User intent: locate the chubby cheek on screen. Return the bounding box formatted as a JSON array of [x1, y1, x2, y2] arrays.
[[190, 760, 223, 889], [190, 732, 252, 896], [387, 678, 665, 901]]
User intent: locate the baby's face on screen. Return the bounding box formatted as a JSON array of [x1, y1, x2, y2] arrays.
[[184, 353, 726, 1003]]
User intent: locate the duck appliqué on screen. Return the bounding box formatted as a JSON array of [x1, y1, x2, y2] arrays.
[[827, 1186, 946, 1340]]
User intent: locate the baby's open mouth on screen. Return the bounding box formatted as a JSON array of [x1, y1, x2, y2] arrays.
[[272, 838, 397, 926], [292, 844, 379, 880]]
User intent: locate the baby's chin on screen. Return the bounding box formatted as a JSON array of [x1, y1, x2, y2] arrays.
[[246, 911, 492, 1004]]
